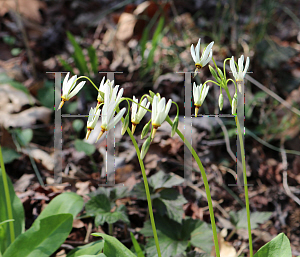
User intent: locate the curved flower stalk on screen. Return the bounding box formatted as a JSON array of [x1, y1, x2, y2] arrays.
[[151, 95, 172, 139], [96, 77, 115, 108], [96, 85, 126, 142], [230, 55, 250, 93], [131, 96, 150, 134], [86, 107, 101, 139], [193, 82, 209, 117], [58, 73, 86, 110], [191, 38, 214, 76]]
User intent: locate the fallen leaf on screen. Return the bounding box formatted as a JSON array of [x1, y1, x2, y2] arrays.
[[0, 0, 46, 23]]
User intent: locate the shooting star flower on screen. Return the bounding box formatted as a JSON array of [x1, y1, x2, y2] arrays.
[[193, 82, 209, 117], [230, 55, 250, 93], [58, 73, 86, 110], [131, 96, 150, 134]]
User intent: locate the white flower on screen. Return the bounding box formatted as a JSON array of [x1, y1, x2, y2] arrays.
[[151, 95, 172, 139], [131, 96, 150, 134], [96, 85, 126, 141], [191, 39, 214, 70], [96, 77, 115, 107], [193, 82, 209, 117], [86, 107, 101, 139], [58, 73, 86, 110], [230, 55, 250, 92]]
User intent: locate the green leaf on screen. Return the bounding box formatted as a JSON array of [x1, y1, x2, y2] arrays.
[[254, 233, 292, 257], [33, 192, 83, 226], [66, 31, 89, 75], [58, 57, 75, 74], [74, 139, 96, 156], [73, 119, 85, 133], [85, 194, 129, 226], [3, 214, 73, 257], [130, 232, 145, 257], [14, 128, 33, 147], [153, 188, 187, 224], [87, 45, 98, 74], [140, 215, 214, 257], [0, 147, 20, 164], [88, 186, 128, 202], [37, 80, 54, 109], [92, 233, 136, 257], [66, 240, 104, 257], [0, 73, 29, 95], [230, 209, 272, 229], [149, 170, 184, 191], [0, 165, 25, 253]]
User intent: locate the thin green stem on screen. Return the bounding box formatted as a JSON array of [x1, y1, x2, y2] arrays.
[[165, 117, 220, 257], [223, 57, 231, 76], [108, 223, 113, 236], [75, 76, 99, 91], [235, 117, 253, 257], [223, 86, 253, 256], [203, 79, 220, 87], [0, 145, 15, 243], [116, 108, 161, 257]]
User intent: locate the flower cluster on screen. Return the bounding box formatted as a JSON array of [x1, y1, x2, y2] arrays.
[[58, 38, 250, 159]]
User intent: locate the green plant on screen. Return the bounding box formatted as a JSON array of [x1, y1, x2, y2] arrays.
[[0, 145, 84, 256]]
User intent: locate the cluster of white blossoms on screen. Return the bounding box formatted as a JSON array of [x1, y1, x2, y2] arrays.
[[57, 39, 249, 159], [190, 38, 250, 115]]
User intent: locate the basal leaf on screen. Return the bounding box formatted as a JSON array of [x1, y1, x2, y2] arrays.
[[66, 240, 104, 257], [92, 233, 136, 257], [254, 233, 292, 257], [3, 214, 73, 257]]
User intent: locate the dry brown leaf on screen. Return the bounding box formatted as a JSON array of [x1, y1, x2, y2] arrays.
[[116, 13, 136, 42], [0, 0, 46, 23], [211, 229, 237, 257], [0, 106, 52, 128], [72, 219, 85, 229], [21, 146, 54, 171]]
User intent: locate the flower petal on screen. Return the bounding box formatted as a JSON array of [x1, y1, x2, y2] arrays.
[[230, 56, 237, 79], [190, 44, 196, 63], [243, 56, 250, 77], [195, 38, 201, 62]]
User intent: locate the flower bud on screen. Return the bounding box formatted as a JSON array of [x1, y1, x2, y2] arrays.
[[171, 116, 179, 137], [141, 121, 150, 139], [140, 136, 151, 160], [121, 113, 129, 135], [209, 65, 222, 84], [149, 90, 155, 98], [219, 93, 224, 111], [232, 93, 237, 115], [146, 95, 153, 104], [217, 67, 224, 81]]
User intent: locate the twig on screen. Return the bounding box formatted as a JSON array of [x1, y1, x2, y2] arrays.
[[281, 141, 300, 206], [84, 222, 93, 243]]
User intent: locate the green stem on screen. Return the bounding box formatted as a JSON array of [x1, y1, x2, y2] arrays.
[[223, 86, 253, 256], [116, 108, 161, 257], [235, 116, 253, 257], [75, 76, 99, 91], [0, 145, 15, 243], [108, 223, 113, 236], [165, 117, 220, 257]]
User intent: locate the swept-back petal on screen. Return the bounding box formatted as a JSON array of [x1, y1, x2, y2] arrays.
[[190, 44, 196, 63], [195, 38, 201, 62], [230, 57, 237, 79], [201, 41, 214, 64], [68, 81, 85, 99], [243, 57, 250, 77], [68, 75, 78, 93], [62, 72, 70, 93], [152, 95, 158, 121], [238, 55, 244, 73], [107, 108, 126, 131]]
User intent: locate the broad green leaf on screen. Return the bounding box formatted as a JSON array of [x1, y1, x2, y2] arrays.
[[254, 233, 292, 257], [130, 232, 145, 257], [74, 139, 96, 156], [66, 240, 104, 257], [140, 215, 214, 257], [87, 46, 98, 74], [0, 73, 29, 95], [66, 31, 89, 75], [78, 255, 106, 257], [230, 209, 272, 229], [3, 214, 73, 257], [0, 147, 20, 164], [149, 170, 184, 191], [0, 161, 25, 254], [73, 119, 85, 133], [153, 189, 187, 224], [33, 192, 83, 225], [14, 128, 33, 147], [92, 233, 136, 257], [89, 186, 128, 202], [85, 194, 129, 226]]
